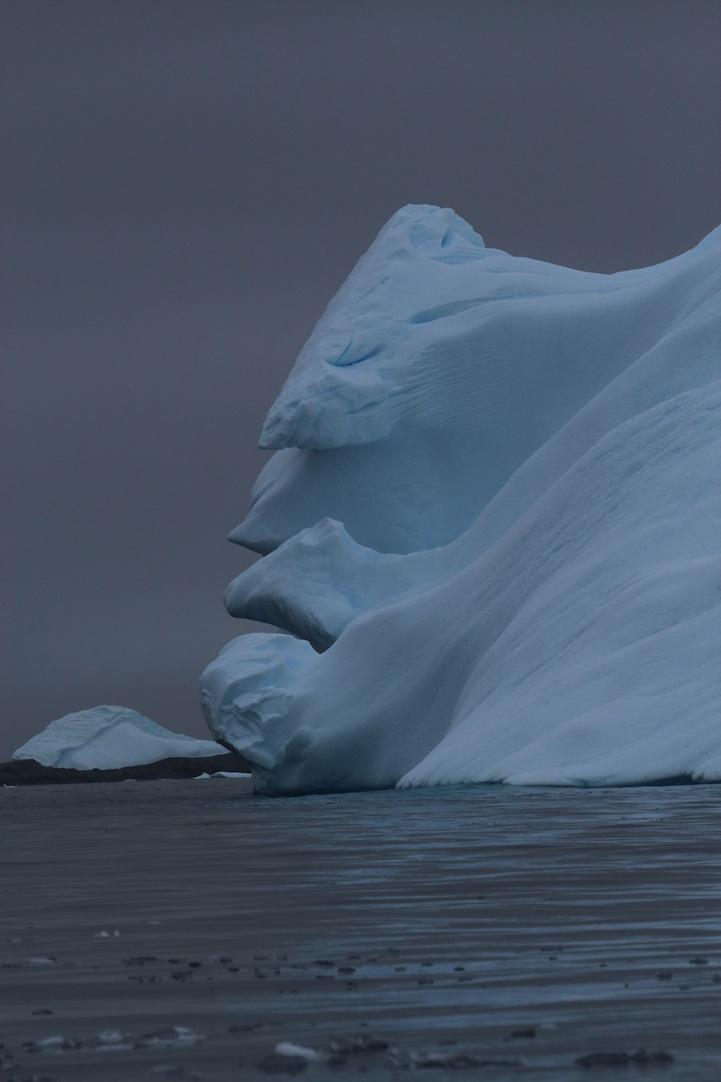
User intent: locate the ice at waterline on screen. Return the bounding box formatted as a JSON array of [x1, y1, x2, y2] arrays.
[[200, 204, 721, 796]]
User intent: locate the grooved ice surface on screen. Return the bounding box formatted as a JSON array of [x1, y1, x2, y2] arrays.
[[201, 204, 721, 795], [14, 706, 225, 770]]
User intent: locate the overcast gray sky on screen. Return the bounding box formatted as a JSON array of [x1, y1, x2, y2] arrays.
[[2, 0, 720, 758]]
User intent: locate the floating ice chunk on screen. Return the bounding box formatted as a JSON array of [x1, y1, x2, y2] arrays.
[[96, 1029, 134, 1051], [35, 1035, 67, 1049], [140, 1025, 204, 1048], [97, 1029, 125, 1044], [275, 1041, 322, 1062]]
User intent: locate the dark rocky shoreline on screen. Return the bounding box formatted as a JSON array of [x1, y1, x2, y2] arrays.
[[0, 751, 251, 786]]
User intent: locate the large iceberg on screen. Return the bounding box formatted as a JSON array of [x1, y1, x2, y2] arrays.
[[14, 705, 225, 771], [201, 205, 721, 794]]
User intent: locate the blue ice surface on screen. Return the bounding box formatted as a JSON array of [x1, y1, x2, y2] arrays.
[[201, 205, 721, 795]]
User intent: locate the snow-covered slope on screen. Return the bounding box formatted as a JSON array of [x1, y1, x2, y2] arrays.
[[14, 706, 225, 770], [201, 205, 721, 794]]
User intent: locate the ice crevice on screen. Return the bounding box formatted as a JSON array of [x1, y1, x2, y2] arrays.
[[200, 204, 721, 795]]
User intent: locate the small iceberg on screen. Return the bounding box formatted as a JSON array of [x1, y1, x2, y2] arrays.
[[13, 705, 225, 771]]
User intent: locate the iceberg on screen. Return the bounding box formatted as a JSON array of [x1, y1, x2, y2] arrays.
[[13, 705, 225, 771], [201, 205, 721, 794]]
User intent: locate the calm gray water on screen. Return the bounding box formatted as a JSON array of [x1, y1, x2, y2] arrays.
[[1, 780, 720, 1079]]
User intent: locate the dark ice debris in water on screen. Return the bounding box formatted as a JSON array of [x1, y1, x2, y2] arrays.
[[576, 1049, 674, 1067], [22, 1037, 84, 1053], [256, 1052, 308, 1075], [138, 1026, 204, 1048], [329, 1036, 389, 1055], [409, 1051, 522, 1069]]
